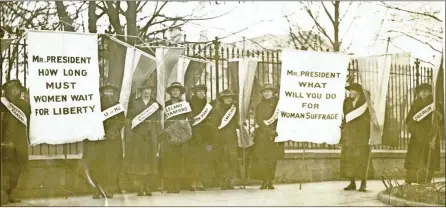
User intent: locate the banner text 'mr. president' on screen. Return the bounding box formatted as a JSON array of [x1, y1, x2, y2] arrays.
[[32, 55, 91, 64]]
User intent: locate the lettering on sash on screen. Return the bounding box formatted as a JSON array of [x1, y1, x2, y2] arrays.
[[102, 103, 124, 121], [0, 97, 27, 126], [131, 102, 159, 129], [413, 103, 434, 122], [218, 105, 236, 129], [192, 103, 213, 126], [165, 101, 192, 120], [345, 102, 367, 123], [264, 106, 279, 126]]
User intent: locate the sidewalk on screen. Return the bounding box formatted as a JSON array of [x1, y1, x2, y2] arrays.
[[6, 179, 406, 206]]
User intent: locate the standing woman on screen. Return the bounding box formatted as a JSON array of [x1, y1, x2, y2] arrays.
[[184, 84, 216, 191], [83, 83, 125, 199], [250, 83, 284, 189], [340, 83, 371, 192], [123, 81, 162, 196], [160, 82, 194, 193], [404, 83, 442, 184], [211, 89, 240, 190]]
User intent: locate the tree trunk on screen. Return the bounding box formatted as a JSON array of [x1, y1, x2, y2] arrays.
[[333, 1, 340, 52], [88, 1, 97, 33], [125, 1, 137, 45], [55, 1, 75, 32]]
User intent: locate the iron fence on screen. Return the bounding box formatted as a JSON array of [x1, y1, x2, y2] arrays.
[[0, 36, 443, 157]]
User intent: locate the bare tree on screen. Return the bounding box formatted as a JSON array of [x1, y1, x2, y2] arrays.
[[285, 1, 362, 52], [380, 2, 443, 59]]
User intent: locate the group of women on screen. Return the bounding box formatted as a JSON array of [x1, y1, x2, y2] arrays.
[[83, 80, 285, 198]]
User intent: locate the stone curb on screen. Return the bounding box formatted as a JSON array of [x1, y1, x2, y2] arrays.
[[377, 190, 441, 207]]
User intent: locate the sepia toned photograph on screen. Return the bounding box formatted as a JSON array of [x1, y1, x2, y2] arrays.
[[0, 1, 444, 207]]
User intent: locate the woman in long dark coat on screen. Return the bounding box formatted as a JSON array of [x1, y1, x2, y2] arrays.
[[123, 82, 162, 196], [250, 83, 284, 190], [340, 83, 371, 192], [184, 84, 216, 191], [160, 82, 194, 193], [404, 83, 442, 184], [211, 89, 240, 190], [83, 83, 125, 199]]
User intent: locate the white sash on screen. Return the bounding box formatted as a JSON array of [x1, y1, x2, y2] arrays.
[[165, 101, 192, 120], [218, 105, 237, 129], [0, 97, 27, 126], [263, 106, 279, 126], [413, 103, 435, 122], [102, 103, 124, 121], [345, 102, 367, 123], [131, 102, 159, 129], [192, 103, 213, 126]]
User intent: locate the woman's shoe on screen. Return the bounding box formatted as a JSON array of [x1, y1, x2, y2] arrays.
[[260, 181, 267, 190], [267, 181, 275, 190], [343, 183, 356, 191], [196, 186, 205, 191]]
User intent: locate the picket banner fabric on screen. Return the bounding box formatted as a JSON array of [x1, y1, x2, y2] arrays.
[[356, 54, 392, 145], [275, 49, 349, 144], [228, 58, 259, 148], [155, 47, 186, 129], [27, 30, 104, 145], [182, 57, 210, 101]]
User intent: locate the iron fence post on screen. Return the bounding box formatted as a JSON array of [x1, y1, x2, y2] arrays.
[[415, 58, 421, 86], [212, 37, 221, 94]]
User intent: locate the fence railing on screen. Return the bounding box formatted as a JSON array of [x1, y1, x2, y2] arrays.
[[1, 36, 443, 157]]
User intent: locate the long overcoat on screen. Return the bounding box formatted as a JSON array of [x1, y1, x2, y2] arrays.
[[123, 97, 162, 177], [211, 102, 240, 179], [340, 96, 371, 180], [160, 99, 193, 179], [0, 94, 30, 193], [83, 100, 125, 186], [404, 97, 442, 182], [250, 97, 284, 181], [183, 97, 216, 180]]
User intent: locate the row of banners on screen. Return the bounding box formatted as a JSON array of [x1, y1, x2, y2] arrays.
[[2, 30, 443, 147]]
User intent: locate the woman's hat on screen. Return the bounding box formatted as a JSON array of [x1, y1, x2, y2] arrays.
[[192, 84, 207, 92], [2, 79, 23, 91], [99, 82, 119, 92], [345, 83, 363, 92], [415, 83, 432, 92], [260, 83, 278, 93], [138, 79, 153, 90], [166, 82, 186, 95], [218, 89, 237, 100]]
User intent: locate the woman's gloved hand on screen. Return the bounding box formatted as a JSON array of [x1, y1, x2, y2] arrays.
[[205, 145, 213, 152]]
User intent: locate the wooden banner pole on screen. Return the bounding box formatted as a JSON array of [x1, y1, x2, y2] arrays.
[[299, 143, 307, 190]]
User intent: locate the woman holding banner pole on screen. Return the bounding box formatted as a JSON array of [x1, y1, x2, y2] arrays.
[[403, 83, 442, 185], [123, 81, 162, 196], [340, 83, 371, 192], [250, 83, 284, 190], [211, 89, 240, 190]]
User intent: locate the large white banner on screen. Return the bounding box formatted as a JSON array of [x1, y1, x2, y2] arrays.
[[27, 30, 104, 145], [275, 49, 349, 144]]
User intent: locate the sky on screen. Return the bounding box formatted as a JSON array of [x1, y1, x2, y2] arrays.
[[72, 1, 444, 64]]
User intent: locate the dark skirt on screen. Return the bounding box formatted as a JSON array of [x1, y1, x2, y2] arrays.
[[404, 136, 440, 183], [214, 145, 239, 179], [160, 143, 186, 179], [183, 143, 216, 180], [340, 145, 371, 179], [250, 131, 284, 181], [123, 134, 158, 177], [83, 138, 122, 186], [1, 150, 24, 194]]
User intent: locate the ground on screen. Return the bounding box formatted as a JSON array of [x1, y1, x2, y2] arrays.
[[6, 180, 396, 206]]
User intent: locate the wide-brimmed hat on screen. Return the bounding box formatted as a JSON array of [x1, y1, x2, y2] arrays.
[[415, 83, 432, 93], [100, 82, 119, 92], [138, 79, 154, 90], [218, 89, 237, 100], [345, 83, 363, 92], [166, 82, 186, 95], [2, 79, 23, 91], [192, 84, 207, 92], [260, 83, 278, 93]]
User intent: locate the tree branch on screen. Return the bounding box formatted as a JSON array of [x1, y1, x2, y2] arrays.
[[303, 5, 334, 46], [321, 2, 335, 25], [388, 30, 442, 53], [381, 2, 442, 22]]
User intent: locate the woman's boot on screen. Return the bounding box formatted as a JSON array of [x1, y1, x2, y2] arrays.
[[358, 180, 367, 192], [221, 178, 227, 190], [174, 178, 181, 193], [260, 180, 267, 189], [344, 179, 356, 191], [137, 182, 146, 196], [144, 180, 152, 196], [196, 180, 205, 191], [267, 180, 275, 190], [226, 178, 234, 190]]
